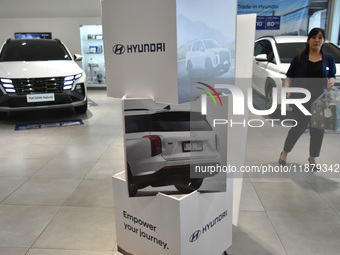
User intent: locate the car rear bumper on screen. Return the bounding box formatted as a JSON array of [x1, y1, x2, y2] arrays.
[[130, 160, 221, 186]]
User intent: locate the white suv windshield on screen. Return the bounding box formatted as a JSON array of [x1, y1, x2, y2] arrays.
[[276, 42, 340, 64], [322, 43, 340, 63], [125, 112, 212, 133], [276, 43, 305, 63], [0, 39, 72, 62], [203, 40, 220, 49]]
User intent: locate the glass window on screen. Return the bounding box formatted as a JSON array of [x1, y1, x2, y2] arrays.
[[203, 39, 220, 49], [197, 41, 204, 51], [322, 43, 340, 63], [276, 42, 305, 63], [254, 40, 274, 60], [192, 42, 200, 51], [125, 115, 150, 133], [255, 40, 275, 62], [125, 112, 213, 133], [0, 39, 72, 62], [152, 112, 212, 132], [254, 42, 263, 56], [276, 42, 340, 64]]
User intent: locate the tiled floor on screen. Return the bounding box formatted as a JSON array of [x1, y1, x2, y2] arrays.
[[228, 115, 340, 255], [0, 89, 339, 255]]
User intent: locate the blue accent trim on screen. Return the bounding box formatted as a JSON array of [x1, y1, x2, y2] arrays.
[[15, 119, 84, 131], [88, 98, 99, 107]]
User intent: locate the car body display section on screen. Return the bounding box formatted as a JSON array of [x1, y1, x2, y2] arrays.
[[125, 109, 221, 197], [252, 36, 340, 117], [186, 39, 231, 77], [0, 38, 87, 118]]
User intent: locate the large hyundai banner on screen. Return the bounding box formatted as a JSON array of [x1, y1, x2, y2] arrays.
[[177, 0, 236, 103], [101, 0, 179, 104], [237, 0, 310, 38], [102, 0, 236, 105]]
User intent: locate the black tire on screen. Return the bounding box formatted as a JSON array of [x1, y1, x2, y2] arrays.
[[74, 100, 88, 114], [174, 178, 203, 193], [128, 182, 138, 197], [266, 85, 274, 109], [223, 63, 231, 73], [205, 58, 213, 77], [265, 84, 280, 118], [187, 61, 194, 77]]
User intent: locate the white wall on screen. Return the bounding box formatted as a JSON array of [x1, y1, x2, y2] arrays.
[[0, 18, 101, 56], [0, 0, 101, 18], [0, 0, 102, 55], [329, 0, 340, 45]]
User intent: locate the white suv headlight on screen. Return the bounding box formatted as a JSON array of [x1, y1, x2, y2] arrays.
[[63, 73, 83, 90], [0, 78, 15, 93]]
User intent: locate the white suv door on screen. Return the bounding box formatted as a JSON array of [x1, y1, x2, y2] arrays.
[[190, 40, 206, 69], [253, 39, 276, 96]]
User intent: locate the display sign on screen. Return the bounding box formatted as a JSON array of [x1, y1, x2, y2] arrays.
[[176, 0, 236, 103], [101, 0, 178, 104], [102, 0, 236, 104], [256, 16, 281, 30], [123, 96, 228, 197], [112, 171, 233, 255], [102, 0, 236, 198], [14, 32, 52, 39], [101, 1, 256, 254], [26, 93, 55, 103], [237, 0, 310, 37]]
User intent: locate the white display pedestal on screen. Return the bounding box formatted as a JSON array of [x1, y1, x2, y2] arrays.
[[112, 172, 233, 255], [101, 0, 256, 251]]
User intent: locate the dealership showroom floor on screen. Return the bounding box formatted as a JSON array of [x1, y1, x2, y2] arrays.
[[0, 88, 340, 255]]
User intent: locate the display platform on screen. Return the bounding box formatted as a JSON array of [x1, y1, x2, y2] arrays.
[[101, 0, 256, 252], [112, 171, 233, 255]]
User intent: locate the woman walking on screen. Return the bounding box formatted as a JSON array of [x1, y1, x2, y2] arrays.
[[279, 28, 336, 169]]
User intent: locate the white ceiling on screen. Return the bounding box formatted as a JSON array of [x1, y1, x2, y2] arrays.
[[0, 0, 102, 18]]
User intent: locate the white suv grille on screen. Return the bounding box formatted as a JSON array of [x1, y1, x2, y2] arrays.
[[3, 77, 65, 94]]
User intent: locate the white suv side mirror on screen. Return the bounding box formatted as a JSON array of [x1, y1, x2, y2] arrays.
[[255, 54, 268, 62], [74, 54, 83, 61]]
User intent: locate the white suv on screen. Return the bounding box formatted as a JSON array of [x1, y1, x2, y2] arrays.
[[253, 36, 340, 116], [0, 38, 87, 118], [186, 39, 231, 77], [124, 108, 221, 196]]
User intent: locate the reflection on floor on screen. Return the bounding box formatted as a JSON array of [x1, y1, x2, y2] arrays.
[[0, 89, 339, 255]]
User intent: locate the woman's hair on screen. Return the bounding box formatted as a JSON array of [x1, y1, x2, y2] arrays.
[[298, 27, 326, 64]]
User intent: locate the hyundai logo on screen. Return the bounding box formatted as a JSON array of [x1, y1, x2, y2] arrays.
[[190, 131, 197, 138], [189, 230, 201, 242], [112, 44, 125, 55]]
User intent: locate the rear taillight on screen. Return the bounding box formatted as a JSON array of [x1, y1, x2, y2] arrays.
[[143, 135, 162, 156]]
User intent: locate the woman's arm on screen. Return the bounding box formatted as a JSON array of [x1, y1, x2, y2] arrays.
[[326, 54, 336, 91], [327, 77, 335, 91], [284, 77, 292, 98]]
